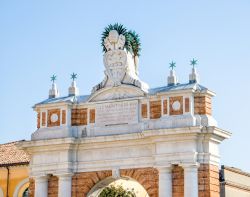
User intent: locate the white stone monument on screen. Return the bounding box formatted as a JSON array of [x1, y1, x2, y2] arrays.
[[18, 24, 231, 197]]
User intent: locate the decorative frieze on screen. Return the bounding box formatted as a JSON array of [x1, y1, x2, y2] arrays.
[[141, 103, 148, 118], [163, 99, 168, 115], [170, 96, 183, 115], [47, 109, 60, 127], [37, 112, 40, 128], [185, 97, 190, 113], [89, 109, 95, 123], [150, 100, 162, 119], [194, 96, 212, 115], [71, 108, 88, 126], [62, 110, 66, 125], [42, 112, 46, 127]]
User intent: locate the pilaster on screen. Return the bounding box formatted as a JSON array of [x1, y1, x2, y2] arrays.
[[57, 173, 73, 197], [182, 164, 199, 197], [34, 175, 49, 197], [158, 166, 172, 197]]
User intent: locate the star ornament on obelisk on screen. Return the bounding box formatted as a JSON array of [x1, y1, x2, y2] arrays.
[[51, 74, 57, 83], [168, 61, 178, 86], [49, 74, 59, 98], [189, 58, 199, 84], [169, 61, 176, 70], [69, 72, 79, 97], [71, 72, 77, 81], [190, 58, 198, 68]]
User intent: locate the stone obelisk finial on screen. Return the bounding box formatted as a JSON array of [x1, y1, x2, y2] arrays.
[[68, 72, 79, 96], [168, 61, 178, 86], [189, 58, 199, 83], [49, 74, 60, 98]]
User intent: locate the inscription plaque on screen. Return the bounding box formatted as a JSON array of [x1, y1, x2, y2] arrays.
[[96, 100, 138, 126]]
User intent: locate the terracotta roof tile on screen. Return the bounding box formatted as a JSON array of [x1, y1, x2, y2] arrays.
[[0, 141, 30, 166]]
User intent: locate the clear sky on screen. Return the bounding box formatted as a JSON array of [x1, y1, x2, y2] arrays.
[[0, 1, 250, 172]]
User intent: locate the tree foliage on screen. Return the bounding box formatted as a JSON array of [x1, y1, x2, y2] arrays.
[[101, 23, 141, 57], [98, 185, 136, 197]]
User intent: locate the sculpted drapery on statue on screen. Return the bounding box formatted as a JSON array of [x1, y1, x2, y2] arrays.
[[91, 24, 149, 94]]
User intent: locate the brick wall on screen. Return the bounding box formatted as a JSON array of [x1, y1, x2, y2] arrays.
[[172, 165, 184, 197], [29, 178, 35, 197], [37, 112, 40, 128], [150, 100, 162, 119], [89, 109, 95, 123], [185, 98, 190, 113], [72, 170, 112, 197], [120, 167, 159, 197], [163, 99, 168, 115], [71, 108, 88, 126], [198, 164, 220, 197], [194, 96, 212, 115], [141, 103, 148, 118], [62, 110, 66, 124], [48, 176, 58, 197]]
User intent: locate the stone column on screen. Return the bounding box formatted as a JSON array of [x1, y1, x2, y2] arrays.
[[58, 174, 73, 197], [34, 176, 49, 197], [158, 166, 172, 197], [183, 164, 199, 197]]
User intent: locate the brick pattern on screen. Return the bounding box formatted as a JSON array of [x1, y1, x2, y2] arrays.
[[163, 99, 168, 115], [47, 109, 60, 127], [71, 108, 88, 126], [42, 112, 46, 126], [170, 96, 183, 115], [62, 110, 66, 124], [198, 164, 220, 197], [120, 167, 159, 197], [72, 170, 112, 197], [172, 165, 184, 197], [194, 96, 212, 115], [29, 178, 35, 197], [37, 112, 40, 128], [141, 103, 148, 118], [89, 109, 95, 123], [48, 176, 58, 197], [185, 98, 190, 113], [150, 100, 162, 119]]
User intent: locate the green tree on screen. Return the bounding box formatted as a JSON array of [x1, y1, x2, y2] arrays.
[[99, 185, 136, 197]]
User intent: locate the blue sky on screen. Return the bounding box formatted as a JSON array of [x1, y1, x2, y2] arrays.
[[0, 1, 250, 171]]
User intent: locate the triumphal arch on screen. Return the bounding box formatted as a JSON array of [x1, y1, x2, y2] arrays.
[[19, 24, 231, 197]]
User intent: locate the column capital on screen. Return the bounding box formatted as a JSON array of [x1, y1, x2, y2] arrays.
[[34, 175, 49, 183], [157, 165, 173, 173], [180, 163, 200, 170], [55, 173, 74, 179]]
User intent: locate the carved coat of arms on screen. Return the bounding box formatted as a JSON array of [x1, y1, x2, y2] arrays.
[[103, 30, 127, 86], [91, 27, 149, 95]]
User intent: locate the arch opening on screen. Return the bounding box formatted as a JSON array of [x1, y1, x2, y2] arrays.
[[87, 177, 149, 197]]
